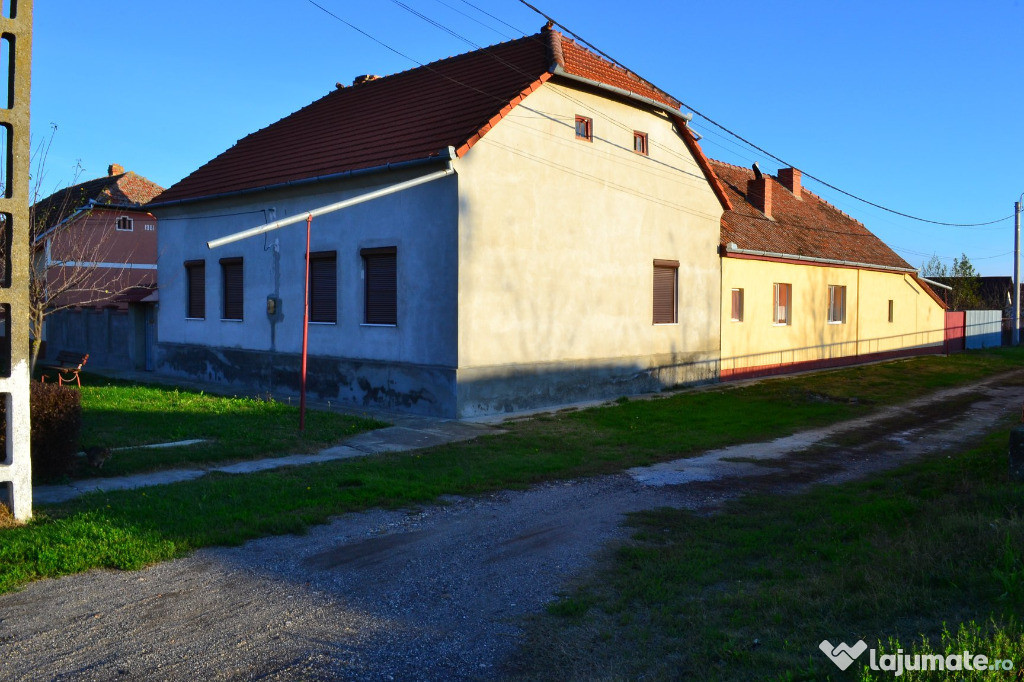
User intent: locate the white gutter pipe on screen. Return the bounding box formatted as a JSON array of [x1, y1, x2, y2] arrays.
[[550, 65, 693, 122], [723, 244, 917, 275], [207, 158, 455, 250], [918, 276, 952, 291]]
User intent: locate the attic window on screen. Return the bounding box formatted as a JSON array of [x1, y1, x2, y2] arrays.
[[575, 115, 592, 142], [116, 216, 133, 232], [633, 131, 648, 156]]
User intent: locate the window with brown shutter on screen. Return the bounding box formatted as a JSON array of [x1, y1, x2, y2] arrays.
[[220, 257, 243, 320], [185, 260, 205, 319], [308, 251, 337, 323], [653, 259, 678, 324], [362, 247, 397, 325]]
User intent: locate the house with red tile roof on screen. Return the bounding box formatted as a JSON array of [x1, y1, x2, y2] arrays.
[[710, 160, 946, 379], [33, 164, 163, 369], [148, 25, 729, 417]]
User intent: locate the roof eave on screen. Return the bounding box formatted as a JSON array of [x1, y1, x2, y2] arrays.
[[723, 245, 917, 274], [148, 147, 458, 210], [549, 65, 691, 122]]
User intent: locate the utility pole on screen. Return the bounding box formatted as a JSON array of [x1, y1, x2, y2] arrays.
[[1016, 199, 1022, 346]]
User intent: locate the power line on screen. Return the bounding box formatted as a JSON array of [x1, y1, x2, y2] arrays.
[[430, 0, 515, 40], [514, 0, 1013, 229]]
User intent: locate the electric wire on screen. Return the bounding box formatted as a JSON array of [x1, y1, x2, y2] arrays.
[[513, 0, 1014, 228], [308, 0, 1011, 258], [430, 0, 516, 40]]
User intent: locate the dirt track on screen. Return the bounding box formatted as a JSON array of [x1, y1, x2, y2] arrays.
[[2, 373, 1022, 681]]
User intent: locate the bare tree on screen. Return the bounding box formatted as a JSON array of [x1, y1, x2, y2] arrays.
[[1, 126, 147, 371]]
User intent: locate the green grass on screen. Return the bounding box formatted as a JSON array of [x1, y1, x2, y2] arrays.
[[514, 427, 1024, 681], [67, 376, 386, 477], [2, 348, 1023, 596]]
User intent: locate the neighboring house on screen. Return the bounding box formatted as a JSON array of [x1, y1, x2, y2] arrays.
[[927, 276, 1017, 311], [711, 160, 947, 379], [149, 26, 730, 417], [33, 164, 164, 368]]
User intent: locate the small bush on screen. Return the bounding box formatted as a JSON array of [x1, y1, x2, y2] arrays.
[[30, 382, 82, 481], [0, 501, 18, 529], [0, 383, 83, 482]]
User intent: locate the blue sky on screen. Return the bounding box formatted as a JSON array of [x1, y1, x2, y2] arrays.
[[33, 0, 1024, 275]]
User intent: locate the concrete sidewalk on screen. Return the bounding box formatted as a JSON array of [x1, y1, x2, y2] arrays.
[[34, 416, 501, 505]]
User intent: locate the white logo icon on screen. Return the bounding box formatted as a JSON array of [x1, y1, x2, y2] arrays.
[[820, 640, 868, 670]]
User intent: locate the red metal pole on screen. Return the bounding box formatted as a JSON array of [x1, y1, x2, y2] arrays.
[[300, 214, 312, 432]]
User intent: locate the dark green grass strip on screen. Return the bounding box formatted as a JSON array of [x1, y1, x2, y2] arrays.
[[3, 349, 1023, 595]]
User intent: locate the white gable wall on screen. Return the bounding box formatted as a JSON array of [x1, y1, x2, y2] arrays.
[[454, 80, 724, 415]]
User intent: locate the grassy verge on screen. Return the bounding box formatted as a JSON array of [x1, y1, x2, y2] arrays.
[[515, 426, 1024, 680], [67, 375, 385, 478], [1, 349, 1022, 595]]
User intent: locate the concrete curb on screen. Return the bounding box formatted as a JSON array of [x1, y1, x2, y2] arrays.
[[34, 421, 500, 505]]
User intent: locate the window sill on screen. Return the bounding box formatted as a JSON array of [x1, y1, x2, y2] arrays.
[[361, 323, 397, 328], [730, 318, 743, 323], [653, 322, 679, 326], [772, 322, 791, 327], [185, 317, 205, 321], [220, 318, 244, 322], [828, 321, 846, 325], [309, 321, 337, 326]]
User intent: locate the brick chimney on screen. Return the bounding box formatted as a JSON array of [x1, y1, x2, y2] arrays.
[[108, 163, 124, 176], [747, 176, 772, 218], [778, 167, 802, 199]]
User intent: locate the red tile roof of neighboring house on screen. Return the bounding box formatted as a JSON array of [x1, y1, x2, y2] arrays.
[[34, 170, 164, 228], [710, 159, 913, 271], [152, 26, 717, 206]]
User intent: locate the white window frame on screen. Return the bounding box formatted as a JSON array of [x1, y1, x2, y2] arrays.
[[828, 284, 846, 324], [115, 216, 134, 232], [773, 283, 791, 326]]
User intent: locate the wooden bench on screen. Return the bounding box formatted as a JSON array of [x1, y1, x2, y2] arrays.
[[39, 351, 89, 387]]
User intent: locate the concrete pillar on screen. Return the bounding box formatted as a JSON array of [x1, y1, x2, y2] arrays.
[[0, 2, 35, 520], [1011, 427, 1024, 483]]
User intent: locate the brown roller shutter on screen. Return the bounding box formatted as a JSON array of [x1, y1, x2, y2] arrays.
[[185, 260, 205, 319], [362, 247, 397, 325], [220, 257, 243, 320], [653, 259, 678, 324], [308, 251, 337, 323]]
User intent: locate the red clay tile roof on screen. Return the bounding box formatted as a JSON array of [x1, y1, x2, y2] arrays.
[[554, 33, 680, 109], [33, 171, 164, 228], [710, 159, 913, 271], [152, 27, 704, 205]]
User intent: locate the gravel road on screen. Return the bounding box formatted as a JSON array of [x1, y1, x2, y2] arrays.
[[2, 375, 1022, 681]]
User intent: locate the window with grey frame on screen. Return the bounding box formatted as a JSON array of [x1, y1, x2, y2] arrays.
[[220, 257, 243, 320], [185, 259, 205, 319], [361, 247, 397, 325], [308, 251, 337, 323]]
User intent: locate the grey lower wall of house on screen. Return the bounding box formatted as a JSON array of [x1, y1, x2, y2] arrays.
[[45, 308, 138, 370], [156, 342, 457, 417], [157, 344, 720, 419], [455, 350, 721, 418]]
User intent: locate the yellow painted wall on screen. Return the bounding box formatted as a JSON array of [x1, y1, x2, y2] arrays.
[[455, 80, 724, 375], [721, 258, 945, 373]]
